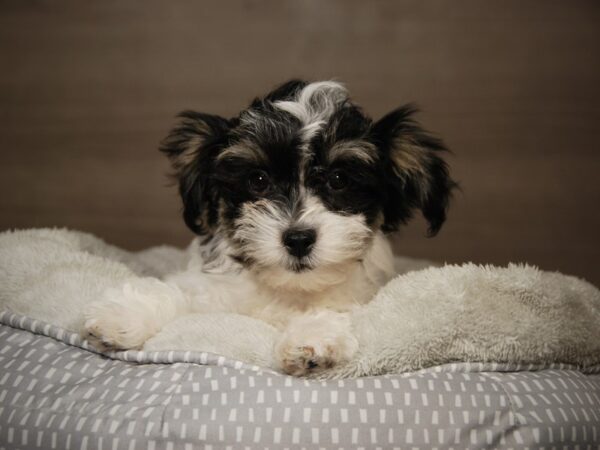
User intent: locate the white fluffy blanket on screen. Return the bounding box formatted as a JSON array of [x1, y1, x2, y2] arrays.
[[1, 228, 599, 378]]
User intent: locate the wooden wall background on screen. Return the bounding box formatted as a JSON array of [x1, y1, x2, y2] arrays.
[[1, 1, 599, 284]]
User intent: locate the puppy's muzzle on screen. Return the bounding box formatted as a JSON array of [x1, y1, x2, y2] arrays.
[[282, 228, 316, 258]]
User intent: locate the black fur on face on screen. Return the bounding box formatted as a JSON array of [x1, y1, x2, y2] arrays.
[[161, 80, 455, 269]]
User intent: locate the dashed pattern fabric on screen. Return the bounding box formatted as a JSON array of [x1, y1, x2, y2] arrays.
[[1, 312, 600, 449]]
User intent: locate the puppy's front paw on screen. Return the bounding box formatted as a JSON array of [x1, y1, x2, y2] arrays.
[[277, 342, 343, 376], [83, 301, 151, 351], [82, 278, 184, 351], [275, 311, 358, 376]]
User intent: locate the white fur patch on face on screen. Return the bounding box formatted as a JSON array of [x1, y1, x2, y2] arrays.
[[232, 199, 292, 269], [295, 194, 371, 267], [273, 81, 348, 141], [232, 193, 373, 292]]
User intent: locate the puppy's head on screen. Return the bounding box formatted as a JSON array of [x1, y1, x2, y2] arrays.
[[161, 80, 455, 291]]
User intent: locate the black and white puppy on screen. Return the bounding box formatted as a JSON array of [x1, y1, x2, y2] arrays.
[[84, 80, 455, 376]]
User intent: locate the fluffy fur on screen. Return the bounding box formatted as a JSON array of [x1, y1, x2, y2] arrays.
[[83, 80, 455, 375]]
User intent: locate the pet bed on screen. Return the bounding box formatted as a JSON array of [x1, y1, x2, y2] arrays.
[[1, 228, 600, 448]]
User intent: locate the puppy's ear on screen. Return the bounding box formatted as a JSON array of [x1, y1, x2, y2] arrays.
[[160, 111, 231, 235], [372, 104, 456, 236]]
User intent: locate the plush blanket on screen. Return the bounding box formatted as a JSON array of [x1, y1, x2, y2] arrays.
[[1, 228, 599, 379]]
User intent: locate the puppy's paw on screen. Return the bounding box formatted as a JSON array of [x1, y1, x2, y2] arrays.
[[277, 342, 341, 376], [83, 301, 151, 351], [275, 311, 358, 376], [82, 278, 185, 351]]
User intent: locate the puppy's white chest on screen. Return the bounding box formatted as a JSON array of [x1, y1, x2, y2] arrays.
[[244, 263, 382, 329]]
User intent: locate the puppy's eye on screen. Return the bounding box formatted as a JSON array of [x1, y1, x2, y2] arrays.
[[328, 169, 349, 191], [247, 170, 270, 194]]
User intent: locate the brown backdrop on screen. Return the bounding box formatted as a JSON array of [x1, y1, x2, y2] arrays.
[[1, 1, 599, 284]]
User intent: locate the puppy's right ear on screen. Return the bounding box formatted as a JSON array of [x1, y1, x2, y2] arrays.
[[160, 111, 232, 235]]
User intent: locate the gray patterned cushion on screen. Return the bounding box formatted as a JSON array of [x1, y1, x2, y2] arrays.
[[1, 312, 599, 449]]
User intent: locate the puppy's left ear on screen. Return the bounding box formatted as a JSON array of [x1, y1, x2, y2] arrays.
[[160, 111, 232, 235], [372, 104, 456, 236]]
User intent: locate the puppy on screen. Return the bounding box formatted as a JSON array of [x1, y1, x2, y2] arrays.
[[83, 80, 455, 376]]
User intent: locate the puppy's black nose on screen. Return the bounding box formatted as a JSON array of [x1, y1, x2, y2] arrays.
[[282, 228, 316, 258]]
